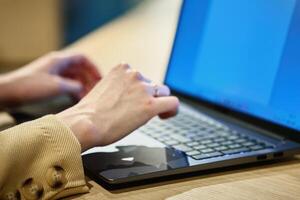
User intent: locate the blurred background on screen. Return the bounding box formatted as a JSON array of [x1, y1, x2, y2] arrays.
[[0, 0, 142, 73]]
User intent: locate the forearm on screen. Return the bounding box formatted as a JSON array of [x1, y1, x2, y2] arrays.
[[0, 70, 35, 109], [0, 72, 18, 109]]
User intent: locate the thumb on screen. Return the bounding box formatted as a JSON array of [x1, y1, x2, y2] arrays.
[[58, 77, 83, 96]]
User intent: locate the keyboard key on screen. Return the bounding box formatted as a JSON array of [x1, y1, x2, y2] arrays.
[[186, 142, 199, 147], [203, 135, 219, 140], [157, 136, 172, 142], [200, 148, 215, 154], [214, 146, 228, 151], [192, 135, 207, 141], [236, 138, 248, 143], [192, 152, 223, 160], [243, 141, 257, 147], [207, 143, 220, 148], [171, 135, 192, 143], [164, 140, 179, 146], [221, 140, 234, 145], [228, 135, 239, 140], [200, 139, 213, 144], [214, 137, 226, 142], [186, 150, 201, 156], [173, 144, 193, 152], [228, 144, 242, 149], [185, 132, 198, 138], [222, 148, 250, 155], [194, 145, 207, 150], [217, 131, 232, 137]]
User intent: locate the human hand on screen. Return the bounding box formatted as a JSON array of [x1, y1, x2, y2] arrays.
[[0, 51, 101, 107], [57, 64, 179, 151]]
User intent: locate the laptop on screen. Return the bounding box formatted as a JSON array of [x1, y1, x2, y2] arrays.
[[82, 0, 300, 187]]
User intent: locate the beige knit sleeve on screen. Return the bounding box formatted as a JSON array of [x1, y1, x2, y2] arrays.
[[0, 115, 89, 200]]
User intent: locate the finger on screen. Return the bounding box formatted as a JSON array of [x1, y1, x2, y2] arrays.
[[115, 63, 131, 72], [77, 57, 102, 89], [58, 77, 83, 96], [122, 66, 150, 83], [154, 96, 180, 117], [132, 70, 151, 83], [159, 109, 178, 119], [141, 75, 152, 83], [147, 84, 170, 97], [50, 53, 82, 73], [56, 55, 101, 96], [79, 56, 102, 80], [55, 53, 101, 80], [127, 69, 148, 82]]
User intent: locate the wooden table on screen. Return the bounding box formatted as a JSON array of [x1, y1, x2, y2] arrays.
[[2, 0, 300, 199]]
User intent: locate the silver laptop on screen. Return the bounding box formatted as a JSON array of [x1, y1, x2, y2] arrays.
[[82, 0, 300, 188]]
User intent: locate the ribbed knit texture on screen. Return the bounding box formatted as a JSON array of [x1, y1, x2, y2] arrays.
[[0, 115, 89, 199]]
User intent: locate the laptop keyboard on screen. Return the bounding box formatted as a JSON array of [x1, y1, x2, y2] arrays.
[[139, 111, 275, 160]]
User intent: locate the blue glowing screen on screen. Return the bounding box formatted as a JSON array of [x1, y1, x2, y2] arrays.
[[166, 0, 300, 131]]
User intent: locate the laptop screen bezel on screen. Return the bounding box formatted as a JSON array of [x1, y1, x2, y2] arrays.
[[164, 1, 300, 142]]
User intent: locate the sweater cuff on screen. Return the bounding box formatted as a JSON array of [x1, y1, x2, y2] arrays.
[[0, 115, 89, 199], [40, 115, 89, 199]]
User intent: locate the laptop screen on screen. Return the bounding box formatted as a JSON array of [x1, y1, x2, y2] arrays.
[[166, 0, 300, 131]]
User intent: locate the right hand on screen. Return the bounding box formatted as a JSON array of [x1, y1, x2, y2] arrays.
[[57, 63, 179, 151]]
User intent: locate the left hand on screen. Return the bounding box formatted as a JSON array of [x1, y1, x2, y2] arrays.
[[0, 51, 102, 106]]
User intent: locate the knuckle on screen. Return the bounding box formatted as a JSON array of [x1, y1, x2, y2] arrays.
[[129, 70, 141, 80], [118, 63, 130, 70], [112, 63, 130, 73]]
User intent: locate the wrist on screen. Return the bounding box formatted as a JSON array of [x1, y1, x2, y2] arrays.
[[56, 106, 100, 152]]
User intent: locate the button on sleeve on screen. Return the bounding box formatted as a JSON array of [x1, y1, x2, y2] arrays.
[[46, 166, 67, 189], [21, 178, 44, 200]]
